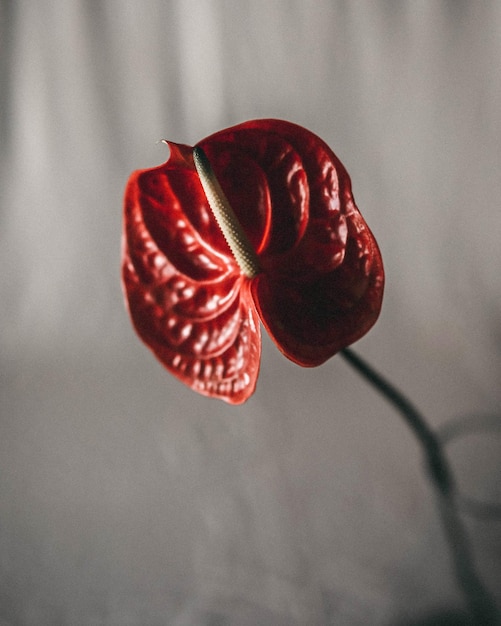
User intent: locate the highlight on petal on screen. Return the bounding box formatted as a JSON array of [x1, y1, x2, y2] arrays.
[[122, 119, 384, 403]]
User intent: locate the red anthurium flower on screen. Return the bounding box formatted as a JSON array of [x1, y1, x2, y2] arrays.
[[122, 119, 384, 404]]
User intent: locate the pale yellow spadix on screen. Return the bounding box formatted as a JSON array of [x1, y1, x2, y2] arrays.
[[193, 146, 261, 278]]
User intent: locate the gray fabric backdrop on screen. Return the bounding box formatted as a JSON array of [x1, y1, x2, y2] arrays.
[[1, 1, 500, 624]]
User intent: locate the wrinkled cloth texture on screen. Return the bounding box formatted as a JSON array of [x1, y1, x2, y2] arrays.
[[1, 2, 501, 625]]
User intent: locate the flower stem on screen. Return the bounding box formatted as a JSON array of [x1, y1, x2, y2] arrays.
[[340, 347, 500, 625]]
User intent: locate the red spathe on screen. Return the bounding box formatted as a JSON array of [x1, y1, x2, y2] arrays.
[[122, 119, 384, 404]]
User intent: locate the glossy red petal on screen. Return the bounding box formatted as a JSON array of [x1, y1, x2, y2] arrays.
[[122, 144, 261, 404], [251, 214, 384, 366], [123, 119, 384, 402], [201, 120, 384, 366], [199, 124, 309, 257]]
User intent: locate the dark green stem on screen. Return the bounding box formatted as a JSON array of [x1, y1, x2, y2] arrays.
[[340, 347, 500, 625]]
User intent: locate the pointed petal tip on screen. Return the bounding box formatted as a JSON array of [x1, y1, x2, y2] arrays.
[[160, 140, 194, 168]]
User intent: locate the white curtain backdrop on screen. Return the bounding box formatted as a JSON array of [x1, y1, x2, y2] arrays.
[[1, 2, 500, 624]]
